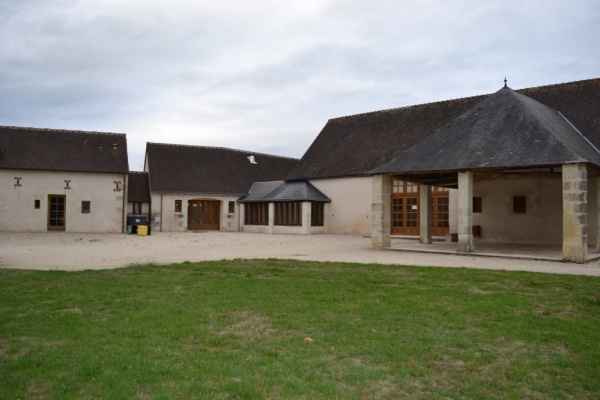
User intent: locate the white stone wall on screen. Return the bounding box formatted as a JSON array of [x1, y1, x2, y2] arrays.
[[472, 176, 597, 245], [310, 176, 373, 235], [149, 193, 240, 232], [0, 170, 126, 232]]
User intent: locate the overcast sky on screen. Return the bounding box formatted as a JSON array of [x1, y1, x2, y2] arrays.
[[1, 0, 599, 171]]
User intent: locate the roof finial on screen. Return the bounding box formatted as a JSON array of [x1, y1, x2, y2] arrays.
[[504, 77, 507, 88]]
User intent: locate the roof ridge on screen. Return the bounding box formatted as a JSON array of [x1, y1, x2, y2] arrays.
[[0, 125, 126, 136], [328, 94, 486, 122], [147, 142, 299, 160], [328, 77, 600, 122], [518, 77, 600, 93]]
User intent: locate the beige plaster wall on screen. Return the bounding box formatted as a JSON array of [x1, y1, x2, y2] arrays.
[[150, 193, 240, 232], [310, 177, 372, 235], [0, 170, 126, 232], [473, 176, 597, 245]]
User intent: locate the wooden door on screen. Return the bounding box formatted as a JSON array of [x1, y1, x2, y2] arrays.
[[431, 188, 450, 236], [187, 200, 220, 230], [391, 180, 419, 235], [48, 195, 66, 231]]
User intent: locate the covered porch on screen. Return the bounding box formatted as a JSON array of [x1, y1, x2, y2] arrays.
[[369, 85, 600, 264]]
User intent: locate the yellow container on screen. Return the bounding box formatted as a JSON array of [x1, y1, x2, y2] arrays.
[[137, 225, 148, 236]]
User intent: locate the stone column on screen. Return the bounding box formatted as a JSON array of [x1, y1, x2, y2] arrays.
[[268, 203, 275, 234], [562, 163, 587, 263], [239, 203, 245, 232], [419, 184, 432, 244], [301, 202, 311, 235], [372, 174, 391, 249], [457, 171, 474, 253]]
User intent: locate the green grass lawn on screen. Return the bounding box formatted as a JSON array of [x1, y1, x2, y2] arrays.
[[1, 259, 599, 399]]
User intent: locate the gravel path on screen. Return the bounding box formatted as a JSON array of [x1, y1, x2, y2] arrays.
[[1, 231, 600, 276]]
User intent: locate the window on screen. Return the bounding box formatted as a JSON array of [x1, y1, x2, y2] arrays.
[[275, 202, 302, 226], [175, 200, 182, 213], [133, 202, 142, 214], [513, 196, 526, 213], [34, 200, 41, 209], [311, 202, 324, 227], [81, 201, 91, 214], [228, 201, 235, 214], [245, 203, 268, 225], [391, 179, 420, 194], [473, 197, 483, 213]]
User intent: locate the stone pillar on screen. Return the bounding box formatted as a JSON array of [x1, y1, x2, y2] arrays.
[[239, 203, 245, 232], [419, 184, 432, 244], [372, 174, 391, 249], [562, 163, 587, 263], [268, 203, 275, 234], [301, 202, 311, 235], [457, 171, 474, 253]]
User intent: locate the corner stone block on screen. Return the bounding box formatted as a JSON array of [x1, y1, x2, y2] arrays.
[[371, 174, 391, 249], [562, 163, 588, 263]]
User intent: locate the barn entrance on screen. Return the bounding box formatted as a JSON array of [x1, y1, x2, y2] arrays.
[[187, 200, 220, 230]]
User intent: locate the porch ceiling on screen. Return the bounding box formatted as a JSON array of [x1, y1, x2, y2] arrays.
[[388, 164, 600, 188]]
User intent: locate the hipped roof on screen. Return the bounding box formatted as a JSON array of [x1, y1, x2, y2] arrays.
[[287, 78, 600, 180], [372, 86, 600, 175], [146, 143, 299, 194], [239, 180, 330, 203], [0, 126, 129, 173]]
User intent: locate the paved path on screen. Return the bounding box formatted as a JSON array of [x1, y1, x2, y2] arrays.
[[1, 232, 600, 276]]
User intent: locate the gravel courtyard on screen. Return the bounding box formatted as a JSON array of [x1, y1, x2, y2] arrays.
[[1, 231, 600, 276]]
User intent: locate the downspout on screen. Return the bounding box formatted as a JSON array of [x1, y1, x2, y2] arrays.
[[122, 173, 128, 233]]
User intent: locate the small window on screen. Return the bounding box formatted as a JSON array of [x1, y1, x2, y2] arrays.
[[245, 203, 268, 225], [473, 197, 482, 213], [34, 200, 41, 209], [275, 202, 302, 226], [228, 201, 235, 214], [513, 196, 526, 214], [81, 201, 91, 214], [311, 202, 324, 227], [175, 200, 182, 213]]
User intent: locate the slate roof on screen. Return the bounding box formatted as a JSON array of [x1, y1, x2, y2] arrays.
[[127, 172, 151, 203], [287, 78, 600, 180], [0, 126, 129, 173], [239, 180, 331, 203], [145, 143, 299, 194], [372, 86, 600, 175]]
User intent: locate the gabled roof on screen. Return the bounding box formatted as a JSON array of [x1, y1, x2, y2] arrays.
[[0, 126, 129, 173], [240, 180, 331, 203], [372, 86, 600, 175], [287, 78, 600, 180], [145, 142, 299, 194], [127, 172, 151, 203]]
